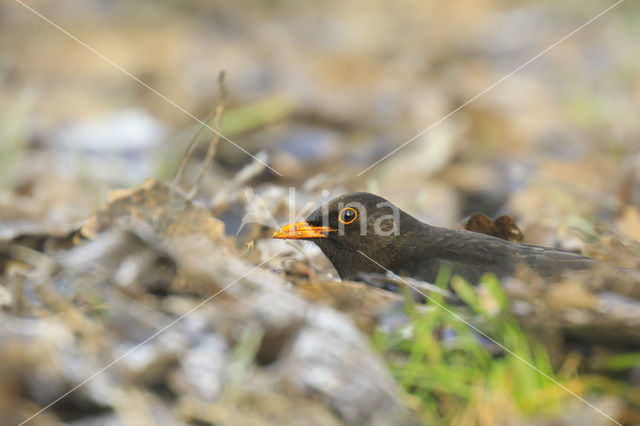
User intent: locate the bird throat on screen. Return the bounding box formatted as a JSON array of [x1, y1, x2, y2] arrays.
[[311, 237, 389, 280]]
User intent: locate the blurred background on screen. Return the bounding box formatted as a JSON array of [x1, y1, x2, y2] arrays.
[[2, 0, 639, 233], [1, 0, 640, 425]]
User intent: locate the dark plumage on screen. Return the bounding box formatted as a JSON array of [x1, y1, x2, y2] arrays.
[[273, 192, 596, 283]]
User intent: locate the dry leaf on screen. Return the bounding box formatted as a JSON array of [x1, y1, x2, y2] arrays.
[[463, 213, 523, 241]]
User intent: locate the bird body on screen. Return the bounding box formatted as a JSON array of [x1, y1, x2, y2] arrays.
[[273, 192, 595, 283]]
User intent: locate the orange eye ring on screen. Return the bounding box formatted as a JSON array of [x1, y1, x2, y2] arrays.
[[339, 207, 358, 225]]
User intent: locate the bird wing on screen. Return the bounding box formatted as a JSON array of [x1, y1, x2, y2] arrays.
[[406, 227, 595, 281], [515, 243, 595, 279]]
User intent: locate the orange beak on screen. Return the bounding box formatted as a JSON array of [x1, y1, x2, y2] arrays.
[[272, 221, 336, 239]]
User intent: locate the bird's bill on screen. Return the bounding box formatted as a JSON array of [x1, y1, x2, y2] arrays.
[[272, 221, 336, 239]]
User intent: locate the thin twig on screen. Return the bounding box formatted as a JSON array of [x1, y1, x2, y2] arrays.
[[187, 71, 228, 200], [171, 109, 216, 187]]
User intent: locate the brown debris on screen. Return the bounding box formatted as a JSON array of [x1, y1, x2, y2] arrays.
[[294, 279, 403, 333], [463, 212, 524, 242]]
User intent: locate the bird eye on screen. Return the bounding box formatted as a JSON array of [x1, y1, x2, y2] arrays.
[[338, 207, 358, 225]]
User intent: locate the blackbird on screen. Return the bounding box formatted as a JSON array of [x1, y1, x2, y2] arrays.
[[273, 192, 596, 283]]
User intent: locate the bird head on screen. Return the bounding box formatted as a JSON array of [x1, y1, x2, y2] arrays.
[[272, 193, 407, 279], [273, 192, 401, 240]]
